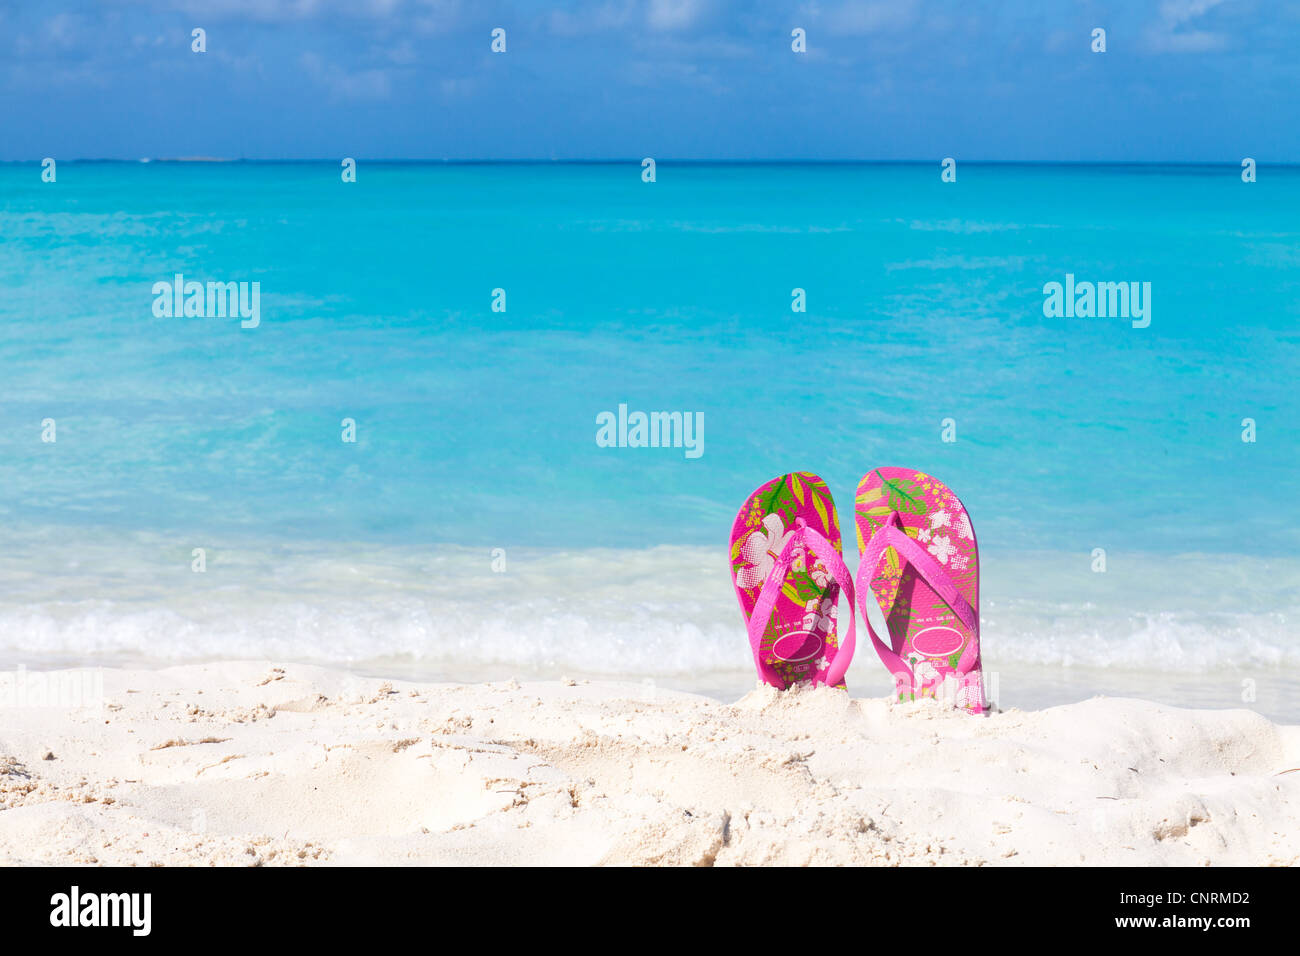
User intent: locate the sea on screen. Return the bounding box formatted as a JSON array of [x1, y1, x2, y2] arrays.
[[1, 161, 1296, 719]]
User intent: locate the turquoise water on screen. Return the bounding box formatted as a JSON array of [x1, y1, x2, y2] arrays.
[[1, 163, 1297, 716]]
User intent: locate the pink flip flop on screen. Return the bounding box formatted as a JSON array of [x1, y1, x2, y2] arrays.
[[854, 467, 985, 714], [729, 472, 856, 689]]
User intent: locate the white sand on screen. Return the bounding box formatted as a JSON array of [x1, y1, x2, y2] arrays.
[[1, 662, 1297, 866]]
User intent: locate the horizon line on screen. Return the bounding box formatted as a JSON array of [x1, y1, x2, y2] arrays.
[[2, 158, 1290, 167]]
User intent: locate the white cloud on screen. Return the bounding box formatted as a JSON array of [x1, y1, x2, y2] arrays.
[[646, 0, 706, 32], [1158, 0, 1228, 24], [162, 0, 431, 23], [624, 57, 726, 93], [549, 1, 636, 36], [299, 51, 392, 100], [438, 75, 478, 100], [1147, 0, 1234, 53], [43, 12, 93, 48], [1149, 29, 1229, 52], [811, 0, 919, 35], [172, 0, 326, 22]]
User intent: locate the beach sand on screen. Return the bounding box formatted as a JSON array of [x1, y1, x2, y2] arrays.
[[1, 662, 1297, 866]]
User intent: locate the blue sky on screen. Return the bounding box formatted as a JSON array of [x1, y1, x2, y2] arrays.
[[2, 0, 1297, 161]]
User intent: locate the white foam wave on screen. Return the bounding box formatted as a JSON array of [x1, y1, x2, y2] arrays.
[[0, 533, 1295, 679]]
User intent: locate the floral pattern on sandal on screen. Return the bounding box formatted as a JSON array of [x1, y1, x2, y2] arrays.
[[729, 472, 850, 689], [855, 467, 985, 714]]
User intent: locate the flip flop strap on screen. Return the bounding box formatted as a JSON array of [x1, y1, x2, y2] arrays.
[[856, 512, 979, 682], [748, 518, 857, 689]]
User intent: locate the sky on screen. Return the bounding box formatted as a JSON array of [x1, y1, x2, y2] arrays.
[[1, 0, 1297, 161]]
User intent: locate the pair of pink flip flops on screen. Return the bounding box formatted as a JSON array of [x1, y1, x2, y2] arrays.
[[728, 468, 985, 714]]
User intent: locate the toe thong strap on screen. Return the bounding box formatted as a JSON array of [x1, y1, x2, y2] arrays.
[[856, 511, 979, 685], [748, 518, 856, 689]]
